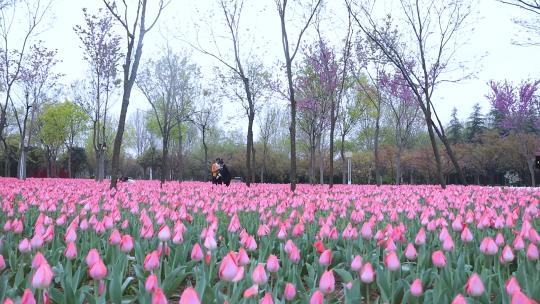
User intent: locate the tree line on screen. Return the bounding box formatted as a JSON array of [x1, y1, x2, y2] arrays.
[[0, 0, 538, 188]]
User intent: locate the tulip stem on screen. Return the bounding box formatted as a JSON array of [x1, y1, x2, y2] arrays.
[[37, 290, 42, 304], [94, 280, 100, 304], [366, 284, 370, 304]]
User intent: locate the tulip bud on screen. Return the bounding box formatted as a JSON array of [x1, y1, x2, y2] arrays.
[[410, 279, 423, 296]]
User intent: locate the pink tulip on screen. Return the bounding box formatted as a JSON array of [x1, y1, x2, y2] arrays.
[[526, 243, 539, 260], [360, 262, 375, 283], [243, 285, 258, 299], [64, 227, 77, 243], [319, 270, 335, 294], [410, 279, 423, 296], [203, 235, 217, 251], [158, 225, 171, 242], [30, 233, 44, 249], [232, 266, 245, 283], [465, 273, 485, 297], [109, 229, 122, 245], [351, 255, 363, 271], [495, 233, 505, 246], [266, 255, 280, 273], [415, 228, 426, 245], [252, 263, 268, 285], [89, 259, 108, 280], [461, 226, 473, 242], [404, 243, 417, 260], [144, 251, 160, 272], [506, 276, 521, 295], [451, 294, 467, 304], [309, 290, 324, 304], [237, 248, 250, 266], [513, 235, 525, 250], [0, 254, 5, 271], [179, 287, 201, 304], [501, 245, 515, 263], [432, 250, 446, 268], [20, 289, 36, 304], [151, 287, 168, 304], [511, 290, 536, 304], [3, 297, 13, 304], [384, 251, 400, 271], [442, 236, 455, 252], [31, 252, 47, 269], [260, 292, 273, 304], [480, 237, 498, 255], [64, 242, 77, 260], [284, 283, 296, 300], [18, 238, 31, 253], [31, 262, 54, 289], [319, 249, 332, 267], [120, 235, 134, 252], [219, 252, 239, 282], [191, 243, 204, 261], [145, 273, 158, 292], [86, 248, 100, 267]]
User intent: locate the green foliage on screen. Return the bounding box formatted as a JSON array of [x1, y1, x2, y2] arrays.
[[38, 101, 89, 148]]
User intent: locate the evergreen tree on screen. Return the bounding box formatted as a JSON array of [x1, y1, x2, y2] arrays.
[[466, 103, 485, 142], [448, 107, 463, 144]]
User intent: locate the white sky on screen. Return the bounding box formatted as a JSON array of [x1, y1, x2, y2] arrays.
[[17, 0, 540, 137]]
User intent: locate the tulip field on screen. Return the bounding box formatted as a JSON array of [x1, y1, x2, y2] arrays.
[[0, 178, 539, 304]]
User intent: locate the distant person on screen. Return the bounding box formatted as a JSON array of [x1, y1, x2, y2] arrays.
[[219, 158, 232, 187], [211, 158, 220, 185]]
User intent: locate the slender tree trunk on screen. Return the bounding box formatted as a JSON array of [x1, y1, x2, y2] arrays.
[[329, 102, 336, 188], [202, 129, 208, 182], [251, 145, 256, 183], [341, 132, 346, 184], [318, 137, 324, 184], [310, 141, 316, 185], [285, 58, 297, 191], [261, 142, 267, 183], [426, 117, 446, 188], [161, 132, 169, 187], [527, 159, 536, 187], [395, 150, 402, 185], [98, 151, 105, 181], [178, 129, 183, 181], [431, 123, 467, 185], [18, 149, 27, 180], [246, 111, 254, 186], [68, 148, 72, 178], [374, 106, 382, 186]]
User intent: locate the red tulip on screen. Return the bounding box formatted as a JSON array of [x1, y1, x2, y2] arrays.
[[31, 262, 54, 289], [319, 249, 332, 267], [319, 270, 335, 294], [20, 289, 36, 304], [313, 240, 325, 254], [266, 255, 280, 273], [179, 287, 201, 304], [410, 278, 423, 296], [144, 251, 160, 272], [145, 273, 158, 292], [432, 250, 446, 268], [89, 259, 108, 280], [252, 263, 268, 285], [284, 283, 296, 301], [309, 290, 324, 304], [465, 273, 485, 297], [204, 252, 212, 265], [120, 235, 134, 253]]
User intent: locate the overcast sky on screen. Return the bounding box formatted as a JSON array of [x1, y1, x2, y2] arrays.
[[20, 0, 540, 136]]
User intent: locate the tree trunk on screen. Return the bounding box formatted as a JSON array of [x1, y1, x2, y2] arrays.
[[178, 127, 183, 181], [341, 132, 346, 184], [202, 129, 208, 182], [527, 158, 536, 187], [161, 133, 169, 187], [431, 123, 467, 185], [329, 101, 336, 188], [251, 145, 256, 183], [374, 106, 382, 186], [68, 148, 72, 178], [246, 111, 254, 186], [426, 117, 446, 188], [310, 141, 316, 185], [286, 59, 297, 191], [17, 148, 27, 180], [318, 138, 324, 185], [261, 143, 267, 183], [395, 150, 402, 185]]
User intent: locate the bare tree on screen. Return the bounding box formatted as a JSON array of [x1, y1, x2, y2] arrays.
[[137, 48, 198, 186], [13, 43, 59, 179], [102, 0, 168, 189], [189, 0, 265, 187], [191, 90, 219, 182], [74, 7, 121, 181], [0, 0, 52, 176], [274, 0, 322, 191], [346, 0, 471, 188], [497, 1, 540, 46]]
